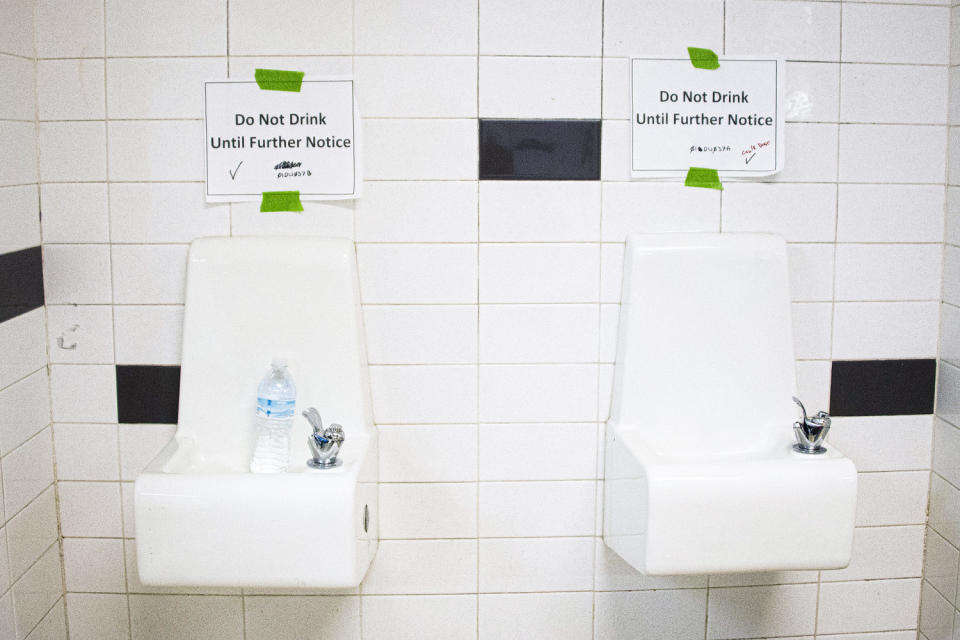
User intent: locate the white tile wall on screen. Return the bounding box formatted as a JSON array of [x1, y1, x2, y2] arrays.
[[19, 0, 953, 638], [0, 9, 63, 634], [922, 6, 960, 637]]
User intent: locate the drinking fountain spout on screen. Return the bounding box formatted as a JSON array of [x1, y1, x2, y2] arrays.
[[792, 396, 831, 455], [303, 407, 345, 468]]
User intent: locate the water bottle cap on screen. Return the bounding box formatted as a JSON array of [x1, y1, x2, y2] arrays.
[[271, 357, 288, 369]]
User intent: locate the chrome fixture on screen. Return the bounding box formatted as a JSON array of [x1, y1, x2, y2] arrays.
[[792, 396, 830, 454], [303, 408, 345, 468]]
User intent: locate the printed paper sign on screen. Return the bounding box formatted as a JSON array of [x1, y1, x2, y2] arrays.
[[630, 57, 784, 178], [204, 79, 361, 201]]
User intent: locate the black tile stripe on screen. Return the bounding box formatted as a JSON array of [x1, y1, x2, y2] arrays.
[[117, 365, 181, 424], [830, 359, 936, 417], [479, 119, 602, 180], [0, 246, 44, 324]]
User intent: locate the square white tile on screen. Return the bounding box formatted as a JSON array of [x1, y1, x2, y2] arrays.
[[479, 57, 601, 119], [601, 182, 719, 241], [0, 309, 47, 390], [105, 0, 227, 56], [369, 365, 477, 424], [363, 306, 477, 365], [726, 0, 841, 61], [111, 244, 190, 304], [839, 124, 946, 184], [480, 181, 601, 242], [478, 537, 593, 592], [5, 486, 57, 581], [39, 184, 109, 244], [46, 305, 114, 364], [355, 0, 478, 54], [828, 415, 932, 472], [481, 0, 599, 54], [603, 0, 724, 57], [49, 364, 117, 423], [0, 56, 35, 121], [478, 480, 595, 537], [835, 244, 942, 301], [834, 300, 940, 360], [62, 538, 126, 593], [108, 121, 205, 181], [53, 424, 120, 481], [706, 584, 817, 639], [0, 369, 50, 454], [721, 183, 836, 242], [244, 596, 359, 640], [479, 423, 598, 481], [856, 471, 929, 527], [479, 364, 598, 422], [356, 56, 477, 118], [65, 594, 130, 640], [818, 579, 922, 634], [0, 185, 40, 254], [821, 526, 925, 582], [113, 305, 184, 366], [480, 244, 599, 303], [2, 428, 54, 518], [42, 245, 111, 305], [362, 595, 476, 640], [356, 181, 477, 243], [379, 482, 477, 539], [480, 592, 594, 640], [837, 184, 945, 243], [37, 59, 104, 120], [35, 0, 104, 57], [228, 0, 351, 55], [107, 58, 227, 119], [596, 589, 708, 640], [378, 425, 477, 482], [361, 539, 477, 595], [841, 64, 947, 125], [11, 546, 62, 640], [842, 4, 949, 65], [58, 481, 123, 537], [363, 119, 478, 180], [128, 595, 242, 640], [479, 304, 598, 363], [0, 122, 37, 187], [358, 244, 477, 304], [38, 121, 106, 182]]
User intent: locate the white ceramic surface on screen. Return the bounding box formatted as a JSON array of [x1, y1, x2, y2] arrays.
[[135, 236, 378, 587], [603, 233, 857, 575]]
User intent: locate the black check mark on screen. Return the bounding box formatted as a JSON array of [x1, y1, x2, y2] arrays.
[[229, 161, 243, 180], [745, 152, 757, 165]]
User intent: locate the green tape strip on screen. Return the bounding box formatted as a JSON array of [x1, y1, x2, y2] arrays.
[[687, 47, 720, 70], [260, 191, 304, 212], [255, 68, 304, 92], [685, 167, 723, 191]]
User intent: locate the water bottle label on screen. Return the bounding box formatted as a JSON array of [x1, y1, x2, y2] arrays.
[[257, 397, 295, 418]]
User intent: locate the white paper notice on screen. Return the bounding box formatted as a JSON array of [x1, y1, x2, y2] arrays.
[[630, 57, 784, 179], [204, 78, 361, 202]]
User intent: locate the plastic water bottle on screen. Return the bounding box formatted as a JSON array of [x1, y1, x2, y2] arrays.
[[250, 358, 297, 473]]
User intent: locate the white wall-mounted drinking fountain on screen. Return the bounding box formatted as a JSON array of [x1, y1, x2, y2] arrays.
[[603, 233, 857, 575], [134, 236, 378, 588]]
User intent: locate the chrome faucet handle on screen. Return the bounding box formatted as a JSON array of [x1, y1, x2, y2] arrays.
[[792, 396, 830, 455], [303, 408, 323, 434], [305, 407, 344, 469]]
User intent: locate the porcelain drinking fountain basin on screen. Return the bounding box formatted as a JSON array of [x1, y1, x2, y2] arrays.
[[134, 236, 378, 588]]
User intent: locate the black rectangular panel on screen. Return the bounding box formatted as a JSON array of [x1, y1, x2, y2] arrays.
[[0, 246, 44, 324], [479, 119, 602, 180], [830, 359, 936, 416], [117, 365, 181, 424]]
